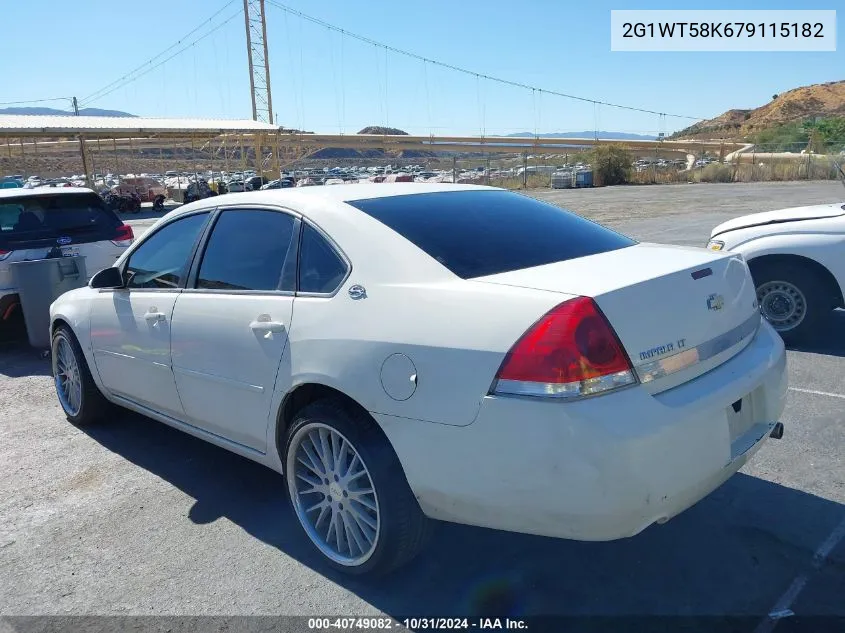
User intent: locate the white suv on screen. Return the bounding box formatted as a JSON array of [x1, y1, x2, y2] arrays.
[[0, 188, 134, 329]]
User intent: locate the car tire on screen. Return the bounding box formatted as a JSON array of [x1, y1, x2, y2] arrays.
[[51, 325, 111, 425], [752, 261, 830, 345], [284, 398, 430, 576]]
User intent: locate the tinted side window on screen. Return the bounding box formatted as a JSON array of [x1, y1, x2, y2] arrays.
[[347, 190, 636, 279], [125, 213, 208, 289], [0, 193, 120, 250], [196, 210, 296, 291], [298, 224, 348, 294]]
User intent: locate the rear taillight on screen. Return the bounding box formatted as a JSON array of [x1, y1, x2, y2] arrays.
[[110, 224, 134, 247], [492, 297, 637, 399], [0, 250, 11, 261]]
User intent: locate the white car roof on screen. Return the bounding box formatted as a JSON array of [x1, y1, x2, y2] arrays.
[[153, 183, 502, 287], [172, 182, 493, 215], [0, 186, 97, 200]]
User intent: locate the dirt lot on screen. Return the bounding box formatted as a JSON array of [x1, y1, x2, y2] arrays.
[[532, 180, 845, 241], [1, 181, 844, 631]]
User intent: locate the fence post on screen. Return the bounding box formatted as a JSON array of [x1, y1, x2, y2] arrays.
[[452, 156, 457, 183], [18, 139, 26, 179], [522, 152, 528, 188]]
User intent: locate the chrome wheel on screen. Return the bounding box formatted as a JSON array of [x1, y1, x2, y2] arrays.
[[53, 334, 82, 416], [287, 422, 380, 567], [757, 280, 807, 332]]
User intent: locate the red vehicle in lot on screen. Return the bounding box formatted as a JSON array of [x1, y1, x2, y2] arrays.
[[111, 177, 166, 203]]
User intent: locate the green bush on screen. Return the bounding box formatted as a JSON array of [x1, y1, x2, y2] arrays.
[[753, 116, 845, 152], [589, 145, 633, 186]]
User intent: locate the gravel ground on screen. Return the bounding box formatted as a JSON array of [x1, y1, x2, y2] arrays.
[[1, 181, 844, 631], [532, 180, 845, 245]]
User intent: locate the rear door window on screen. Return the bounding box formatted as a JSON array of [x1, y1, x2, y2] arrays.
[[195, 209, 297, 291], [0, 192, 121, 251], [347, 190, 636, 279], [298, 224, 349, 294]]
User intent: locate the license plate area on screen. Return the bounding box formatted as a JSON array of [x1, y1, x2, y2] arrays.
[[727, 386, 772, 461], [60, 246, 80, 257], [727, 393, 755, 442]]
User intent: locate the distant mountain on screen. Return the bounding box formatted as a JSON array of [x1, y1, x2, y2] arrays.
[[310, 125, 435, 158], [503, 131, 658, 140], [0, 106, 136, 117], [358, 126, 408, 135]]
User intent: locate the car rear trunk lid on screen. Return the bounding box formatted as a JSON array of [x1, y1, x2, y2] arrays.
[[474, 243, 761, 394]]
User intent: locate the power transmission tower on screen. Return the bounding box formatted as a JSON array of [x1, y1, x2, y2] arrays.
[[243, 0, 273, 124]]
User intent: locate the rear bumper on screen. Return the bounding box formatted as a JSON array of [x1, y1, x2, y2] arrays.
[[375, 321, 787, 541]]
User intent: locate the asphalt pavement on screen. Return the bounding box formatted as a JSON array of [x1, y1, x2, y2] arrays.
[[1, 181, 843, 631]]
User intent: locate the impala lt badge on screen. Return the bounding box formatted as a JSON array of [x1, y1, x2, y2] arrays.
[[707, 293, 724, 311]]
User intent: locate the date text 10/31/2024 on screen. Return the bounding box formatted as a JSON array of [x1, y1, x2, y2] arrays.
[[307, 618, 528, 630]]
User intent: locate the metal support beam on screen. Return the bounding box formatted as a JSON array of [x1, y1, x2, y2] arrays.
[[274, 129, 281, 178], [19, 139, 26, 178], [244, 0, 274, 124]]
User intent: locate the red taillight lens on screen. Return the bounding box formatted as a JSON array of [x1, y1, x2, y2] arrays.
[[110, 224, 134, 247], [493, 297, 636, 399]]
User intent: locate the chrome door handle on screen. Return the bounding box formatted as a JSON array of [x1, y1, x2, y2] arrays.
[[249, 316, 286, 333], [144, 309, 166, 322]]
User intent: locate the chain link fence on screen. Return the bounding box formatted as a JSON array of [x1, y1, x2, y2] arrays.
[[629, 140, 845, 185]]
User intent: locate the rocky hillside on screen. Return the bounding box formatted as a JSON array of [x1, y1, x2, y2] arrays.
[[671, 80, 845, 140], [310, 126, 435, 159], [357, 126, 408, 135]]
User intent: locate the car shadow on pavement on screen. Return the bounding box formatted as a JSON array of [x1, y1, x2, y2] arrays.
[[79, 408, 845, 624], [0, 340, 51, 377], [787, 310, 845, 358]]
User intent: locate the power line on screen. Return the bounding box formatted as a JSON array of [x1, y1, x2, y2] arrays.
[[266, 0, 705, 121], [81, 0, 240, 107], [0, 97, 72, 106], [82, 9, 243, 108]]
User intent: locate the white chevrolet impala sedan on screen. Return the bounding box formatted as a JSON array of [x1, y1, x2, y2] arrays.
[[49, 184, 788, 575]]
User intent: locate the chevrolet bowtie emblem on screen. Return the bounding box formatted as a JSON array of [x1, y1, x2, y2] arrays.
[[707, 293, 725, 311]]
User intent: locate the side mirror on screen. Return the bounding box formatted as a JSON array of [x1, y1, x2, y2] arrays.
[[89, 266, 125, 289]]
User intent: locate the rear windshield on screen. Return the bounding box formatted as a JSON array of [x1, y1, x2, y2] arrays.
[[347, 190, 636, 279], [0, 192, 120, 249]]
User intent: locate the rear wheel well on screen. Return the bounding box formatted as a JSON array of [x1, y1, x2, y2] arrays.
[[276, 384, 378, 458], [747, 254, 843, 309], [0, 293, 20, 321]]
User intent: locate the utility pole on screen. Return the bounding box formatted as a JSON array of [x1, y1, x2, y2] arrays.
[[73, 96, 92, 186], [243, 0, 274, 124]]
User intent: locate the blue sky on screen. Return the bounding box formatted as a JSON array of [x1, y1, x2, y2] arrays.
[[2, 0, 842, 135]]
